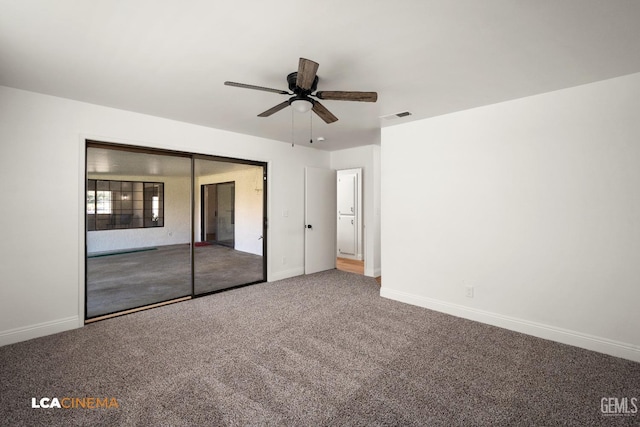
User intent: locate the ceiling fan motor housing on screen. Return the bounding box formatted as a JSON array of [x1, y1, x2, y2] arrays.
[[287, 72, 318, 95]]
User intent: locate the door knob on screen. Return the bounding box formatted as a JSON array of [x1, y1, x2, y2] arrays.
[[306, 224, 313, 229]]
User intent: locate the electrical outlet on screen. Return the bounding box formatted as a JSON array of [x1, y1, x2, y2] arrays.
[[282, 256, 286, 265], [465, 285, 474, 298]]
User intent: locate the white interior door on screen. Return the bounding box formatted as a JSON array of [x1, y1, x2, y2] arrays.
[[305, 167, 337, 274], [338, 173, 356, 215], [337, 215, 356, 255]]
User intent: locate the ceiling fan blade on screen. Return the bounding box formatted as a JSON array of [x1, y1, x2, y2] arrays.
[[296, 58, 319, 91], [224, 81, 289, 95], [258, 100, 290, 117], [312, 101, 338, 124], [316, 91, 378, 102]]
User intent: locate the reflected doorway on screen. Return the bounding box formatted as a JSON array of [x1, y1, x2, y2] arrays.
[[201, 182, 235, 248]]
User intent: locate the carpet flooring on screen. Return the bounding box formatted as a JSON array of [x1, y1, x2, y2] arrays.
[[1, 270, 638, 426], [86, 244, 264, 318]]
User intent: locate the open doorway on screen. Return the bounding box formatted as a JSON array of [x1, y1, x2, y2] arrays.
[[336, 168, 364, 275]]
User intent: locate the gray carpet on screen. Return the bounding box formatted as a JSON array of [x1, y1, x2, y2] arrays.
[[87, 243, 264, 317], [1, 270, 638, 426]]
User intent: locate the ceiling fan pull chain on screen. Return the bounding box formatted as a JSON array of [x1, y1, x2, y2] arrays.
[[309, 110, 313, 144], [291, 107, 295, 147]]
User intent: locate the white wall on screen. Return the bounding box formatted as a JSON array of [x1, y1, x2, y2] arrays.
[[381, 72, 640, 362], [330, 144, 382, 277], [195, 167, 264, 256], [0, 85, 329, 345], [86, 174, 192, 253]]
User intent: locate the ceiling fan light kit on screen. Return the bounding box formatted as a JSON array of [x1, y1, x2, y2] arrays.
[[290, 98, 313, 113], [224, 57, 378, 124]]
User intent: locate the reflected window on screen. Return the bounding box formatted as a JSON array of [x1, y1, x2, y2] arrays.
[[87, 179, 163, 230]]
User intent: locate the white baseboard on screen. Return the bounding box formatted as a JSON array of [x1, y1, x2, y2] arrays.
[[365, 267, 381, 278], [380, 287, 640, 363], [268, 267, 305, 282], [0, 316, 80, 347]]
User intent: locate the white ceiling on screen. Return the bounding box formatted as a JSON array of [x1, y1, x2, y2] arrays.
[[2, 0, 640, 151]]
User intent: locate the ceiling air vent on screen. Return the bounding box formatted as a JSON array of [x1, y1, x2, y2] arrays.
[[381, 111, 412, 120]]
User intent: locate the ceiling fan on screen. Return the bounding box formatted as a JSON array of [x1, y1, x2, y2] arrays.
[[224, 58, 377, 124]]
